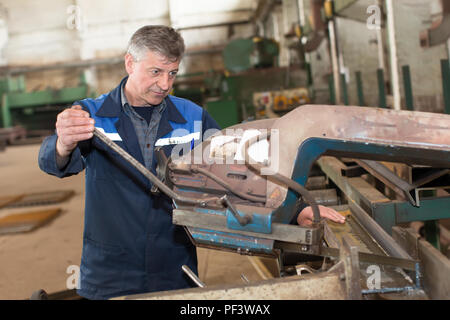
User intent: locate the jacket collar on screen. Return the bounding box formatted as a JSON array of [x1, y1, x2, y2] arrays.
[[95, 76, 187, 125]]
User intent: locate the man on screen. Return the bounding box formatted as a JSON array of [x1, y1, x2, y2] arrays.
[[39, 25, 344, 300]]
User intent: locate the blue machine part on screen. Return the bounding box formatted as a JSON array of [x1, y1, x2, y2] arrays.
[[188, 227, 275, 255], [226, 208, 272, 234], [175, 137, 450, 255]]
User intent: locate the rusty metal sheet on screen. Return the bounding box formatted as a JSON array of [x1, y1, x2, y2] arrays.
[[116, 272, 347, 300], [0, 195, 24, 209], [265, 105, 450, 207], [172, 105, 450, 210], [1, 190, 74, 208], [0, 208, 62, 234]]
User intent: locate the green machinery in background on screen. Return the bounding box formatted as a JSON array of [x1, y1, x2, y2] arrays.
[[222, 37, 280, 73], [0, 73, 94, 132], [173, 36, 311, 129]]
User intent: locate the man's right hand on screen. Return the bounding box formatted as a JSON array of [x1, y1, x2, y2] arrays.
[[55, 105, 95, 158]]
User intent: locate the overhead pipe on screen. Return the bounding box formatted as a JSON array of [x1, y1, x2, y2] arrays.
[[385, 0, 401, 111], [420, 0, 450, 48]]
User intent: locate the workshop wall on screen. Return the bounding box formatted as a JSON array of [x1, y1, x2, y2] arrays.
[[336, 17, 380, 108], [392, 0, 448, 113], [1, 0, 78, 66], [0, 0, 257, 98], [0, 0, 447, 112]]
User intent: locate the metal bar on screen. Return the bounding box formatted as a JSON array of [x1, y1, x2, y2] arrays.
[[173, 209, 319, 245], [182, 265, 206, 288], [119, 272, 348, 300], [169, 18, 252, 31], [309, 189, 339, 206], [305, 176, 328, 190], [384, 196, 450, 224], [1, 93, 11, 128], [402, 65, 414, 111], [93, 128, 221, 207], [328, 19, 342, 104], [355, 159, 417, 206], [442, 59, 450, 114], [328, 74, 336, 104], [362, 286, 415, 295], [386, 0, 402, 111], [347, 200, 412, 260], [2, 190, 75, 208], [355, 71, 365, 106], [411, 168, 450, 189], [277, 241, 419, 271], [340, 73, 349, 105], [377, 68, 387, 108], [317, 157, 391, 210], [376, 1, 387, 71], [324, 221, 341, 248], [0, 57, 124, 76], [320, 246, 418, 271], [415, 262, 421, 288], [340, 235, 362, 300]]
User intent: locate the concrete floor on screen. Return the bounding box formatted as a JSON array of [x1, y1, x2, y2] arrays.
[[0, 143, 274, 299]]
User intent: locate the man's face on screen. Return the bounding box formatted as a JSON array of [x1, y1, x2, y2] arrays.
[[125, 50, 180, 106]]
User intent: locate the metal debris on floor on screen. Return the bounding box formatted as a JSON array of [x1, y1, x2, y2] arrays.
[[0, 190, 75, 209], [0, 208, 62, 235]]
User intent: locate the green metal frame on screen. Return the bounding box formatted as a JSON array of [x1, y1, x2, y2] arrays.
[[340, 73, 349, 105], [402, 65, 414, 111], [317, 157, 449, 248], [355, 71, 365, 106], [372, 197, 450, 237], [377, 69, 387, 108], [329, 74, 336, 105], [441, 59, 450, 115]]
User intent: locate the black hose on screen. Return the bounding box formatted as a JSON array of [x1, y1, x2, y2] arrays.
[[191, 167, 266, 204]]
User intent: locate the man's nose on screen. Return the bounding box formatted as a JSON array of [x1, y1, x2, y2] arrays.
[[157, 73, 170, 91]]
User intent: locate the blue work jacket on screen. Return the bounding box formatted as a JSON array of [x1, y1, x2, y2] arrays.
[[38, 77, 220, 299]]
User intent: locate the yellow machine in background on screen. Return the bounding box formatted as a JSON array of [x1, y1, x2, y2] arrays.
[[253, 87, 310, 119]]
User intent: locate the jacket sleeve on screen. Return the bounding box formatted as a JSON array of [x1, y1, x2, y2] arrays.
[[38, 134, 86, 178]]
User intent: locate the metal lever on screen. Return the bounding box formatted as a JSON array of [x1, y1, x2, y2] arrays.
[[182, 265, 206, 288], [92, 127, 221, 207], [150, 147, 171, 195], [220, 195, 252, 226]]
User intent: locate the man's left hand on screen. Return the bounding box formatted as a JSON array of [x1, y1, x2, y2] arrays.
[[297, 205, 346, 227]]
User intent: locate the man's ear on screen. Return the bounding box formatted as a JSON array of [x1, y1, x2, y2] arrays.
[[124, 53, 135, 75]]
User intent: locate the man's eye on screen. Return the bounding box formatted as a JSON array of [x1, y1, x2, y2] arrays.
[[150, 70, 159, 75], [169, 71, 177, 77]]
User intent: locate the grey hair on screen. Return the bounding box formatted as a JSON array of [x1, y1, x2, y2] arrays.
[[127, 25, 185, 62]]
